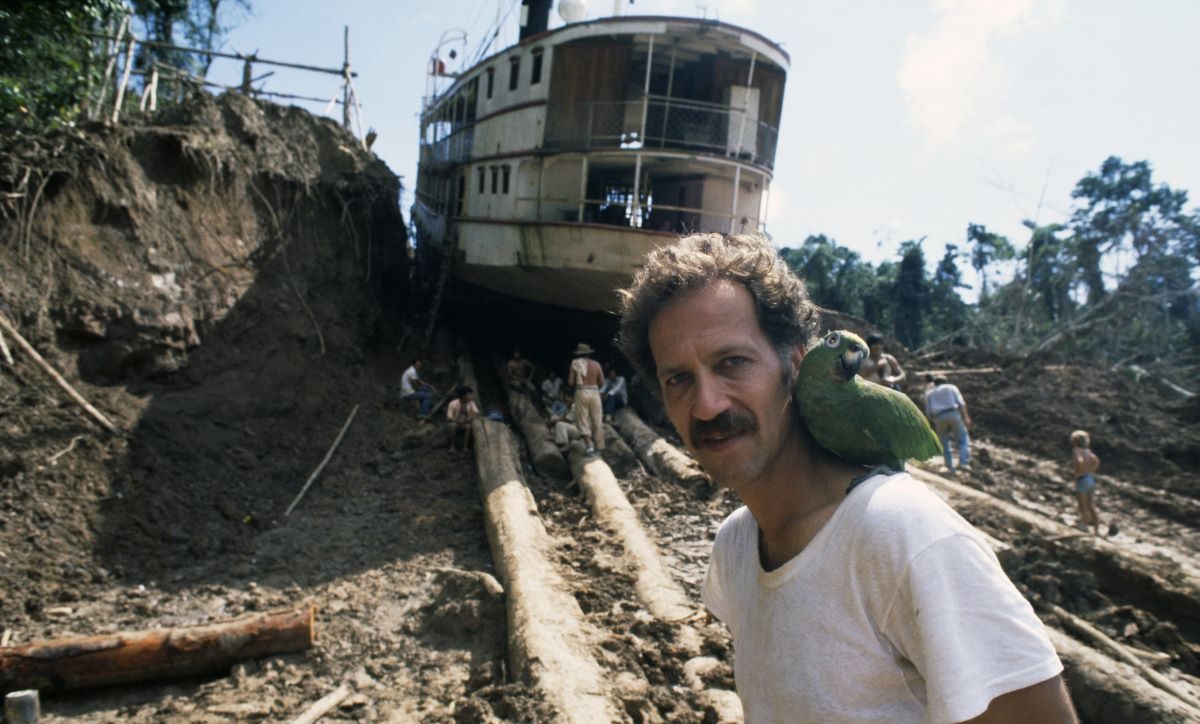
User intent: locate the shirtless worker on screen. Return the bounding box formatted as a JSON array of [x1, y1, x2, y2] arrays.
[[859, 332, 907, 389], [567, 343, 605, 455], [1070, 430, 1107, 537], [617, 232, 1075, 722]]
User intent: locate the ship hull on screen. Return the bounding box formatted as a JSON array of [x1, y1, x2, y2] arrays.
[[452, 219, 676, 312]]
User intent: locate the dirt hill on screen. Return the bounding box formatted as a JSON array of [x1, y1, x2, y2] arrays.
[[2, 95, 1200, 721]]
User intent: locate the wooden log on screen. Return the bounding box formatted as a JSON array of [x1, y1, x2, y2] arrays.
[[565, 448, 693, 623], [1046, 626, 1200, 723], [564, 447, 743, 722], [290, 682, 351, 724], [1048, 603, 1200, 711], [456, 351, 617, 722], [0, 313, 122, 436], [909, 465, 1200, 631], [612, 408, 710, 489], [600, 422, 642, 477], [490, 357, 567, 480], [0, 607, 315, 693]]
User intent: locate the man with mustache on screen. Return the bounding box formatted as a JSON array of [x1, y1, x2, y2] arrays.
[[617, 233, 1074, 723]]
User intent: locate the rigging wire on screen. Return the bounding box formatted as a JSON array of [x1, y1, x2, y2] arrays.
[[471, 0, 521, 66]]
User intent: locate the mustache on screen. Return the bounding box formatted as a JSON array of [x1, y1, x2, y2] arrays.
[[691, 410, 758, 444]]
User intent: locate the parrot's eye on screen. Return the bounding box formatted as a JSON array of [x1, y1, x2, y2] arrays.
[[825, 333, 840, 348]]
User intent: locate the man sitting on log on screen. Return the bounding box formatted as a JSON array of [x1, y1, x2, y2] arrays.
[[446, 385, 480, 453], [616, 232, 1076, 723]]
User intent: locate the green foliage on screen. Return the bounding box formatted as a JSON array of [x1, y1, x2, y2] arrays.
[[0, 0, 124, 127], [892, 240, 928, 349], [966, 222, 1014, 300]]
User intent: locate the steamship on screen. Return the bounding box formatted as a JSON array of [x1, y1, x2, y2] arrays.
[[411, 0, 788, 313]]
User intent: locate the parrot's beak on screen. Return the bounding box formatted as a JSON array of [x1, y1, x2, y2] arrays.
[[839, 346, 865, 381]]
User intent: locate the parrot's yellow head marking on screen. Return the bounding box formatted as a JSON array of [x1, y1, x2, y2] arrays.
[[798, 330, 867, 384]]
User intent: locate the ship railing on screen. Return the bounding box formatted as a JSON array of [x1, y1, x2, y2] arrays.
[[512, 195, 763, 235], [544, 96, 779, 169], [424, 125, 475, 165]]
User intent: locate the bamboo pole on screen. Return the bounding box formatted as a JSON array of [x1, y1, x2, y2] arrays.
[[0, 313, 122, 436], [0, 607, 315, 692], [110, 34, 136, 124], [284, 404, 360, 517]]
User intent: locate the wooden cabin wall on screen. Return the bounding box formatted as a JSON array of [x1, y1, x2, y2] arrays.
[[546, 42, 633, 142], [711, 57, 786, 127]]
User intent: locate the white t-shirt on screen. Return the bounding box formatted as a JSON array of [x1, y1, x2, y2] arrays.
[[702, 472, 1061, 724], [400, 365, 421, 396], [925, 384, 965, 416]]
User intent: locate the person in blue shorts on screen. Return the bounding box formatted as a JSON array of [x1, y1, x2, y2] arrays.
[[1070, 430, 1105, 537]]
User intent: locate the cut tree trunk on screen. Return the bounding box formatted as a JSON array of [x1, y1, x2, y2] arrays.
[[491, 359, 567, 480], [612, 408, 710, 490], [599, 423, 642, 477], [910, 466, 1200, 632], [563, 446, 743, 723], [0, 607, 314, 693], [457, 352, 617, 722]]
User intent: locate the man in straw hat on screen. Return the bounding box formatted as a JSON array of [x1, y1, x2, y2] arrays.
[[567, 342, 605, 455]]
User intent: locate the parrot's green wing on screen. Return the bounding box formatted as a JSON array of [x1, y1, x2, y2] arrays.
[[794, 333, 942, 470], [853, 381, 942, 470]]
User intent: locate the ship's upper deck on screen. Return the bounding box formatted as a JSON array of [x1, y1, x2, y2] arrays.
[[419, 15, 788, 174]]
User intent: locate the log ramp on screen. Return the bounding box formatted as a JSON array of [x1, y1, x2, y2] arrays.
[[563, 443, 743, 721], [612, 408, 710, 490], [911, 466, 1200, 721], [457, 353, 616, 722]]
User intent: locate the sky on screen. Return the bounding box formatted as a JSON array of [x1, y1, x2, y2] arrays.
[[205, 0, 1200, 292]]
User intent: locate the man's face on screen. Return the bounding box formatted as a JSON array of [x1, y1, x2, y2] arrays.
[[648, 280, 801, 492], [869, 342, 883, 357]]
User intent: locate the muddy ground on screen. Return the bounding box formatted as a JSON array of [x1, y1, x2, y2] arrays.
[[3, 96, 1200, 721]]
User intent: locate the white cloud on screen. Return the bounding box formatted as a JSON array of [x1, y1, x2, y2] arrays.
[[898, 0, 1062, 151]]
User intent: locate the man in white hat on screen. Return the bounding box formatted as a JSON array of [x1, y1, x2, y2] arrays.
[[567, 342, 605, 454]]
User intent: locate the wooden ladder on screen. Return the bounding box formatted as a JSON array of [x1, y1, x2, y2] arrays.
[[420, 235, 458, 355]]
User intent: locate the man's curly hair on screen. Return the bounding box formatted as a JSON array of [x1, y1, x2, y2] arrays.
[[616, 233, 821, 389]]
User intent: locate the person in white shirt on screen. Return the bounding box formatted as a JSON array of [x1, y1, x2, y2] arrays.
[[446, 385, 480, 452], [541, 370, 564, 410], [601, 364, 628, 418], [925, 377, 972, 473], [400, 360, 434, 418], [616, 233, 1074, 723]]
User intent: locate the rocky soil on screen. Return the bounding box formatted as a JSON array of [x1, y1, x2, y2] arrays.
[[2, 95, 1199, 721]]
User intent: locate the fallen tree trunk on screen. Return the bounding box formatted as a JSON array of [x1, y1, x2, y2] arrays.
[[0, 607, 314, 693], [1047, 623, 1200, 723], [600, 423, 642, 477], [564, 447, 743, 723], [490, 357, 567, 480], [565, 449, 693, 624], [612, 408, 709, 490], [457, 351, 617, 722], [909, 466, 1200, 632]]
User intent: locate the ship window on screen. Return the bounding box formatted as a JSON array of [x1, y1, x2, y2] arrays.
[[486, 67, 495, 99], [509, 56, 520, 91], [491, 166, 498, 194], [530, 49, 543, 85], [456, 172, 465, 216], [502, 165, 511, 194], [477, 166, 486, 194]]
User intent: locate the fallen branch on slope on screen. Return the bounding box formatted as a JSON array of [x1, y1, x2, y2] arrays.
[[0, 313, 122, 436], [284, 404, 360, 517]]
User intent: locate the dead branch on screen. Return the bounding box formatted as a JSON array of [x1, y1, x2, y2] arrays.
[[249, 182, 326, 356], [48, 435, 85, 465], [0, 313, 122, 436], [290, 682, 351, 724], [1048, 603, 1200, 711], [0, 326, 13, 366], [284, 404, 360, 517]]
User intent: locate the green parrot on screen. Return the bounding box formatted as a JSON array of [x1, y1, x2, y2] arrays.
[[794, 330, 941, 471]]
